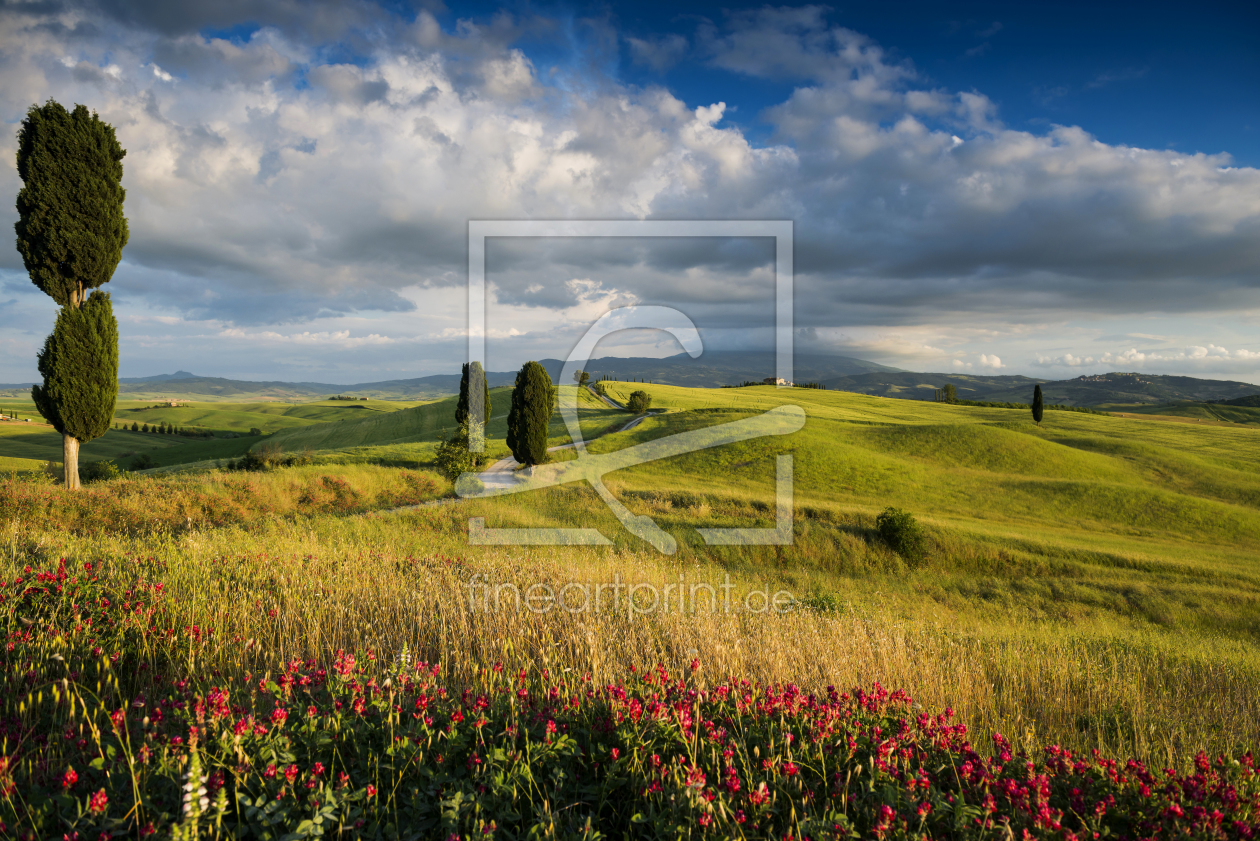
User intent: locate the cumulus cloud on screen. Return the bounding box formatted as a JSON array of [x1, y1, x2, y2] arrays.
[[0, 2, 1258, 382], [1036, 344, 1260, 373]]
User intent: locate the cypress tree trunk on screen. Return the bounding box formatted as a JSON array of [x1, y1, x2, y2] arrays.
[[62, 436, 80, 490]]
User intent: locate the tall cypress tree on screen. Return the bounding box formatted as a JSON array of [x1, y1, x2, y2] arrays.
[[16, 100, 128, 489], [1032, 384, 1044, 424], [455, 361, 491, 428], [506, 361, 553, 467]]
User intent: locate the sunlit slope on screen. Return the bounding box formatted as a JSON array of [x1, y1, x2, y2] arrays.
[[0, 422, 183, 464], [590, 382, 1260, 549], [1115, 402, 1260, 426], [109, 399, 429, 436], [263, 386, 625, 454]]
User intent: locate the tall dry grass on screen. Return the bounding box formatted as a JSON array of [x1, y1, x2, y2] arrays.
[[8, 500, 1256, 773]]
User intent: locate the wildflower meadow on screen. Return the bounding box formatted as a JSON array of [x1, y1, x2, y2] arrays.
[[2, 555, 1258, 839]]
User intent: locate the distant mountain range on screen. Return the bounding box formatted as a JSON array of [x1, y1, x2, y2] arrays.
[[818, 371, 1260, 406], [3, 355, 1257, 406]]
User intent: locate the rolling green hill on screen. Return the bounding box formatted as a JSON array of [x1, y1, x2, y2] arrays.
[[262, 386, 626, 459], [0, 421, 185, 466], [1112, 401, 1260, 425], [0, 398, 435, 472], [582, 381, 1260, 560], [824, 371, 1260, 406]]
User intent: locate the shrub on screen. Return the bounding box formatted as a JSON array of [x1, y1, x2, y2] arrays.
[[876, 506, 929, 566], [249, 427, 262, 436], [627, 389, 651, 413], [129, 452, 155, 471], [80, 459, 125, 483], [434, 425, 487, 481]]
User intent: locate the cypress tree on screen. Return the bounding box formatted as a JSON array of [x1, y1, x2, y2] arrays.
[[455, 361, 491, 428], [31, 291, 119, 481], [16, 100, 127, 489], [506, 361, 553, 467], [1032, 384, 1044, 424]]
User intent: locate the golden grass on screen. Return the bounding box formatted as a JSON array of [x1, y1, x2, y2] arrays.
[[7, 498, 1256, 773]]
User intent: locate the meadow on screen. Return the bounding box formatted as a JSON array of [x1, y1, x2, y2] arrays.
[[1, 382, 1258, 837]]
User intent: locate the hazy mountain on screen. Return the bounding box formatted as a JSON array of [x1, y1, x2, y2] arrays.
[[63, 357, 1260, 407], [824, 371, 1260, 406], [119, 370, 198, 383]]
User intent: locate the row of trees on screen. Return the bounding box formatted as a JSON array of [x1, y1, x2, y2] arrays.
[[936, 382, 1046, 424], [17, 99, 127, 489], [113, 420, 214, 437]]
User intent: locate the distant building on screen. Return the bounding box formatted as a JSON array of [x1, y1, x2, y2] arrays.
[[763, 377, 792, 386]]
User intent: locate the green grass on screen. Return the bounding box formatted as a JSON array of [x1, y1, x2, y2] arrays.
[[0, 398, 438, 472], [0, 421, 183, 465], [263, 385, 628, 460], [4, 378, 1260, 768], [1111, 401, 1260, 425], [109, 397, 430, 436]]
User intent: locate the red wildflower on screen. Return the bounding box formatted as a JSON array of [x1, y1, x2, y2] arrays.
[[88, 789, 108, 815]]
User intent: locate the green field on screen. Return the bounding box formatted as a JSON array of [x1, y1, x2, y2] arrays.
[[3, 378, 1259, 771], [1109, 400, 1260, 425], [263, 385, 629, 459], [0, 397, 437, 471]]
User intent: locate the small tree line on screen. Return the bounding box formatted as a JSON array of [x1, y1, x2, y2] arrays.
[[113, 421, 216, 437]]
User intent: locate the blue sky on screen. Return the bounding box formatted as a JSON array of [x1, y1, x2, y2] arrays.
[[1, 0, 1258, 384]]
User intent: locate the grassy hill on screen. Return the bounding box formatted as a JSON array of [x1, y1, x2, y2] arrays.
[[825, 370, 1260, 406], [262, 385, 627, 460], [1111, 401, 1260, 426], [0, 420, 188, 466], [5, 376, 1260, 771], [0, 397, 436, 472]]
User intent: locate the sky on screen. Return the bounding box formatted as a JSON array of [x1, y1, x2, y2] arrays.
[[0, 0, 1258, 385]]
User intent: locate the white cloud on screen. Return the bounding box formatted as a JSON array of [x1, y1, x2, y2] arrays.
[[1036, 344, 1260, 373], [0, 4, 1258, 383]]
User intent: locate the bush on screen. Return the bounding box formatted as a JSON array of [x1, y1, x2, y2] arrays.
[[627, 389, 651, 413], [80, 459, 125, 483], [129, 453, 155, 471], [434, 425, 488, 481], [249, 427, 262, 436], [876, 506, 928, 566], [230, 444, 313, 472]]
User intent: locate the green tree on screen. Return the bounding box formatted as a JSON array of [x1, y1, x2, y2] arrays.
[[506, 361, 553, 468], [16, 100, 128, 489], [30, 291, 118, 487], [941, 383, 957, 404], [1032, 384, 1044, 424], [130, 421, 138, 432], [573, 369, 590, 387], [455, 362, 492, 429], [627, 390, 651, 413]]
